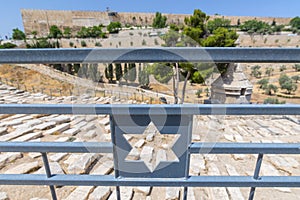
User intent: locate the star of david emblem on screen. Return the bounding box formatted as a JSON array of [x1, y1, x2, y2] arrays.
[[111, 114, 192, 178]]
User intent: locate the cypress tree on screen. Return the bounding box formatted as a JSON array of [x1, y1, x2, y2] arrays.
[[115, 63, 123, 81], [124, 63, 128, 83], [128, 63, 137, 82], [107, 63, 114, 83]]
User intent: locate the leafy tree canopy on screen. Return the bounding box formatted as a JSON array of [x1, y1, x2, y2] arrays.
[[152, 12, 167, 28], [290, 16, 300, 29], [240, 19, 272, 34], [49, 25, 62, 39], [77, 25, 106, 38], [107, 22, 122, 34], [207, 18, 231, 33], [202, 27, 238, 47], [183, 9, 209, 43], [12, 28, 26, 40], [148, 63, 173, 84]]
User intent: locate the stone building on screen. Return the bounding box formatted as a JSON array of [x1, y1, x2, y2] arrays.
[[210, 63, 253, 104]]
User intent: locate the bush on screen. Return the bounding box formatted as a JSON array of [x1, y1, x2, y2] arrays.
[[293, 64, 300, 71], [279, 65, 287, 72], [0, 42, 17, 49], [69, 41, 74, 47], [264, 98, 285, 104], [95, 42, 102, 47], [195, 89, 203, 98], [107, 22, 122, 34], [81, 40, 87, 47]]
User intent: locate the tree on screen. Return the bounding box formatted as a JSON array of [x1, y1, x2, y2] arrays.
[[257, 78, 269, 89], [105, 64, 114, 83], [123, 63, 128, 83], [76, 25, 106, 38], [250, 65, 262, 78], [290, 16, 300, 29], [265, 84, 278, 95], [73, 64, 80, 74], [63, 27, 72, 38], [128, 63, 137, 82], [195, 89, 202, 98], [265, 67, 274, 76], [49, 25, 62, 38], [207, 18, 231, 33], [292, 75, 300, 83], [152, 12, 167, 28], [161, 30, 180, 47], [183, 9, 209, 44], [139, 68, 150, 88], [240, 20, 272, 35], [279, 74, 297, 94], [12, 28, 25, 40], [237, 19, 241, 26], [202, 27, 238, 47], [115, 63, 123, 81], [293, 64, 300, 71], [148, 63, 173, 84], [107, 22, 122, 34], [87, 64, 103, 82], [160, 9, 238, 104]]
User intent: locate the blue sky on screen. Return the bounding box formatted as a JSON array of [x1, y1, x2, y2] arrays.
[[1, 0, 300, 38]]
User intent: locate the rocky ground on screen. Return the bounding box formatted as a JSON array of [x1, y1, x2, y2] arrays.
[[0, 81, 299, 200]]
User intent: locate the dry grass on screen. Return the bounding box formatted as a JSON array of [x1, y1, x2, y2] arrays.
[[0, 65, 74, 97]]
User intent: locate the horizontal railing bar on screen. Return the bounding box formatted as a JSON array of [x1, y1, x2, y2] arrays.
[[0, 142, 113, 153], [0, 174, 300, 187], [0, 48, 300, 64], [189, 143, 300, 154], [0, 104, 300, 115], [1, 142, 299, 154]]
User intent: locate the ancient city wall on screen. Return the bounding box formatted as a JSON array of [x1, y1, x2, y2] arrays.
[[21, 9, 292, 36]]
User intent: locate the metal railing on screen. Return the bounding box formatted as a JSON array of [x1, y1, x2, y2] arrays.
[[0, 48, 300, 200]]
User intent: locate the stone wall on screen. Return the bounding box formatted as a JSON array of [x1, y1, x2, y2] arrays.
[[21, 9, 292, 37]]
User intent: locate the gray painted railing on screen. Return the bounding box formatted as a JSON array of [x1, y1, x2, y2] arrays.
[[0, 48, 300, 200]]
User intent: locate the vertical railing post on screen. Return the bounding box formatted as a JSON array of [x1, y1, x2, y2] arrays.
[[110, 115, 121, 200], [41, 152, 57, 200], [248, 153, 264, 200], [183, 115, 193, 200]]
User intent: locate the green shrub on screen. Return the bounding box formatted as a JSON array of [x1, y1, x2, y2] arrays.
[[264, 98, 285, 104], [81, 40, 87, 47]]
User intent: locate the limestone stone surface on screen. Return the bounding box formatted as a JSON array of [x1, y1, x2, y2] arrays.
[[88, 187, 111, 200], [5, 161, 40, 174], [63, 186, 94, 200]]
